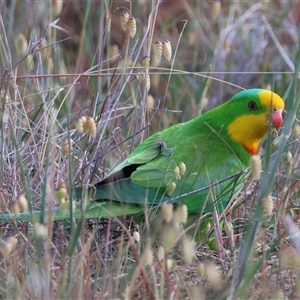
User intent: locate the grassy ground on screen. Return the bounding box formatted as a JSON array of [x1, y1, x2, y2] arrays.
[[1, 0, 300, 299]]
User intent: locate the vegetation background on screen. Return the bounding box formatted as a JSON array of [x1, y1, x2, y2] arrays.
[[0, 0, 300, 299]]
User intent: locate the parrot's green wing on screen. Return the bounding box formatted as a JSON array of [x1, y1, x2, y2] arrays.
[[82, 136, 174, 206]]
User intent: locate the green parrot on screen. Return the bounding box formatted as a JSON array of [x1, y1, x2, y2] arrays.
[[86, 88, 284, 215], [0, 89, 285, 222]]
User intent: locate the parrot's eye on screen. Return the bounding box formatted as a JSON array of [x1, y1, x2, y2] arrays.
[[248, 101, 258, 110]]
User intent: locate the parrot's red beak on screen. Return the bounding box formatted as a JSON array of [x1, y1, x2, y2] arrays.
[[272, 109, 283, 131]]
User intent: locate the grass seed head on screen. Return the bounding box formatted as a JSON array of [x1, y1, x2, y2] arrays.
[[262, 195, 274, 216], [157, 246, 165, 261], [109, 44, 119, 60], [152, 41, 162, 65], [34, 223, 48, 238], [120, 12, 130, 31], [46, 57, 53, 73], [178, 162, 186, 175], [211, 0, 221, 20], [40, 39, 51, 59], [75, 117, 85, 133], [250, 154, 262, 180], [55, 182, 68, 203], [223, 40, 231, 54], [61, 139, 73, 156], [52, 0, 64, 17], [128, 17, 137, 38], [82, 116, 90, 132], [173, 204, 188, 223], [196, 262, 206, 276], [145, 74, 151, 92], [166, 181, 176, 196], [10, 202, 20, 217], [173, 166, 181, 180], [18, 195, 28, 212], [286, 151, 293, 164], [166, 259, 175, 271], [2, 236, 18, 258], [25, 54, 34, 70], [200, 97, 209, 112], [142, 245, 153, 266], [224, 221, 233, 236], [203, 263, 223, 289], [150, 73, 160, 88], [182, 237, 196, 264], [292, 124, 300, 137], [142, 55, 150, 71], [139, 73, 150, 92], [146, 95, 154, 109], [15, 33, 28, 57], [161, 203, 173, 223], [162, 40, 172, 61], [161, 222, 179, 252], [86, 117, 97, 137], [138, 73, 146, 86], [133, 231, 140, 242]]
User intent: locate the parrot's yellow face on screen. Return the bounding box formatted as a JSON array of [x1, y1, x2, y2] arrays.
[[258, 90, 285, 131], [227, 90, 284, 155]]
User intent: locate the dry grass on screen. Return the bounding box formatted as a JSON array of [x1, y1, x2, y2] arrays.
[[0, 0, 300, 299]]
